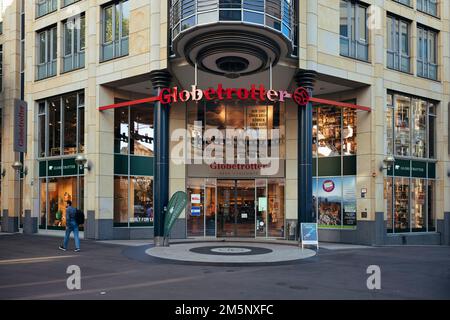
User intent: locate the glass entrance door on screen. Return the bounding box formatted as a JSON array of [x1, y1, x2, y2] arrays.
[[217, 180, 255, 237]]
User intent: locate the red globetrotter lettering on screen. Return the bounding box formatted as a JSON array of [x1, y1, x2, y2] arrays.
[[293, 87, 310, 106]]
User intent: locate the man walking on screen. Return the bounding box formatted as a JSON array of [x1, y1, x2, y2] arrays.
[[59, 200, 81, 252]]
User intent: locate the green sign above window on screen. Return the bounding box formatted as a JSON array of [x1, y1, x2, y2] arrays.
[[39, 158, 84, 177], [387, 159, 436, 179], [411, 161, 427, 178]]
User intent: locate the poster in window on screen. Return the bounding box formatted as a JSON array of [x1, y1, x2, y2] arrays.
[[317, 177, 342, 227]]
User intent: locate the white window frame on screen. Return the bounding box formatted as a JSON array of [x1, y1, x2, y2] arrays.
[[101, 0, 129, 61], [36, 26, 57, 80], [62, 14, 86, 72], [387, 15, 410, 73], [340, 0, 369, 61], [417, 26, 438, 80]]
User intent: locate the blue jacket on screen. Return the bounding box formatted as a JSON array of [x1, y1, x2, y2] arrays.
[[66, 206, 77, 224]]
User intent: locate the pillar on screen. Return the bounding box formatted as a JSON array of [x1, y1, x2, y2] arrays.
[[149, 69, 172, 246], [295, 70, 317, 229]]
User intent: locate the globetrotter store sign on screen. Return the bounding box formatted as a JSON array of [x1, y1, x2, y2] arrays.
[[158, 84, 311, 106], [99, 83, 371, 112]]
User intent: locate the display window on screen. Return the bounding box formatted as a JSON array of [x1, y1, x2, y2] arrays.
[[313, 176, 357, 229], [386, 92, 436, 159], [39, 176, 84, 230], [114, 103, 154, 156], [384, 176, 436, 233], [188, 100, 286, 162], [113, 176, 153, 227], [37, 91, 85, 158]]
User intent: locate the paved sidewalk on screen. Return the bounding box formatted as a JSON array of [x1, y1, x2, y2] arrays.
[[1, 233, 449, 299]]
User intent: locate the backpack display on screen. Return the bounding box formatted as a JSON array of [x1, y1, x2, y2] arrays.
[[75, 209, 85, 225]]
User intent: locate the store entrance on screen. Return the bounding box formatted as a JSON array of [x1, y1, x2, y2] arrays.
[[217, 180, 255, 237]]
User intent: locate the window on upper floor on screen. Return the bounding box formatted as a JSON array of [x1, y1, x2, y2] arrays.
[[36, 26, 57, 80], [417, 0, 438, 17], [417, 26, 438, 80], [101, 0, 130, 62], [61, 0, 81, 8], [339, 0, 369, 62], [387, 15, 410, 73], [63, 14, 86, 73], [392, 0, 411, 7], [36, 0, 57, 19]]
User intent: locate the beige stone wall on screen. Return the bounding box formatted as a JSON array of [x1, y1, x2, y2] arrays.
[[300, 0, 450, 221], [1, 0, 22, 220], [0, 0, 169, 223], [0, 0, 448, 232]]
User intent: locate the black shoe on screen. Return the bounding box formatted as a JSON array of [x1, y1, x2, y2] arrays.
[[59, 246, 67, 252], [74, 248, 81, 252]]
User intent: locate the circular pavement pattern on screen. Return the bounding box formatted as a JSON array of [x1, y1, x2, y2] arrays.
[[145, 242, 316, 265]]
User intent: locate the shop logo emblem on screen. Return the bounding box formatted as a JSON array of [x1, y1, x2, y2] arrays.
[[322, 180, 335, 193], [293, 87, 310, 106]]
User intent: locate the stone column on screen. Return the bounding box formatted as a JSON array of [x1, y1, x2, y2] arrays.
[[295, 70, 317, 230], [149, 69, 172, 246]]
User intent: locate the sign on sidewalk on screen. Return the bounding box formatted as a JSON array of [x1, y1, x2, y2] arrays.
[[300, 223, 319, 250]]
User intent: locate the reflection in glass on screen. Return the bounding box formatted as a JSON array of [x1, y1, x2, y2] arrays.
[[131, 104, 154, 156], [411, 178, 426, 232], [40, 179, 47, 228], [48, 98, 61, 157], [384, 178, 393, 231], [394, 95, 411, 156], [63, 93, 77, 155], [316, 107, 341, 157], [38, 102, 46, 157], [268, 179, 284, 237], [394, 177, 410, 232], [113, 176, 128, 226], [411, 99, 427, 158], [256, 179, 267, 237], [205, 179, 216, 236], [187, 178, 205, 236], [343, 108, 357, 155], [428, 180, 435, 231], [114, 108, 129, 154], [131, 177, 153, 226]]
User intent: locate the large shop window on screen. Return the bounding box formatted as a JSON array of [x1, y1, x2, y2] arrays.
[[38, 91, 85, 158], [384, 177, 436, 233], [386, 92, 436, 159], [188, 100, 285, 161], [39, 176, 84, 230], [312, 106, 358, 229], [101, 0, 130, 62], [384, 92, 437, 233], [113, 102, 154, 227], [114, 176, 154, 227]]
